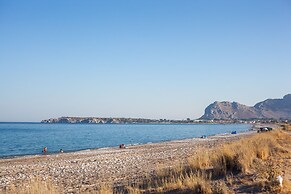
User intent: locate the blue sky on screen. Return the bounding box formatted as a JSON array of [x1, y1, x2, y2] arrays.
[[0, 0, 291, 121]]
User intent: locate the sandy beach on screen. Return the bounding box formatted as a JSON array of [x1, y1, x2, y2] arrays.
[[0, 131, 257, 193]]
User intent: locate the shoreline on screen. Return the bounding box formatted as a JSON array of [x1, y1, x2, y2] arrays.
[[0, 128, 253, 160], [0, 130, 256, 193]]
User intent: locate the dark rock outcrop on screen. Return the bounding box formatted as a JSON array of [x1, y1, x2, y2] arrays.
[[200, 94, 291, 120]]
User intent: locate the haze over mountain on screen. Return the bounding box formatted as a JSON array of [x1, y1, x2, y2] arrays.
[[200, 94, 291, 120]]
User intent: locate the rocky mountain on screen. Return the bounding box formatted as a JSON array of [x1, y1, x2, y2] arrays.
[[200, 94, 291, 120]]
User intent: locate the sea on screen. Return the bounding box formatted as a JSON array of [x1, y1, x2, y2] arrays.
[[0, 123, 251, 158]]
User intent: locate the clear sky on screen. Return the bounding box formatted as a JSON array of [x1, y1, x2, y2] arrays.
[[0, 0, 291, 122]]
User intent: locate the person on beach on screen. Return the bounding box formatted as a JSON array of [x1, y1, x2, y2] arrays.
[[42, 147, 47, 154], [119, 144, 126, 149], [59, 149, 64, 153]]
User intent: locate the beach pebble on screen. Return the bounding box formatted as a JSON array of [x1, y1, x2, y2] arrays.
[[0, 132, 254, 193]]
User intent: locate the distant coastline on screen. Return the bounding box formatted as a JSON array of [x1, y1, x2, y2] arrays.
[[41, 94, 291, 125], [41, 117, 187, 124], [40, 116, 283, 125]]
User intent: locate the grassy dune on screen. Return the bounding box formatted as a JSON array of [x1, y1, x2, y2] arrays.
[[122, 127, 291, 193], [3, 125, 291, 194]]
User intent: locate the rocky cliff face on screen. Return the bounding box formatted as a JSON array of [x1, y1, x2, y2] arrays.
[[200, 94, 291, 120]]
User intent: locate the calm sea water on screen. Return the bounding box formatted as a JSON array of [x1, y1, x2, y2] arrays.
[[0, 123, 251, 158]]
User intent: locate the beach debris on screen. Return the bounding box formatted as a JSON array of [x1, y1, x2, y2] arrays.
[[60, 149, 64, 153], [231, 131, 237, 134], [200, 135, 207, 139], [276, 175, 283, 187]]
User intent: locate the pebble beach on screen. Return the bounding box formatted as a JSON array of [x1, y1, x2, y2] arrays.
[[0, 131, 255, 193]]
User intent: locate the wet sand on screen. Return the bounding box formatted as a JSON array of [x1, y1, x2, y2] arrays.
[[0, 131, 256, 193]]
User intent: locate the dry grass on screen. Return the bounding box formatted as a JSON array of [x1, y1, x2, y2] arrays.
[[121, 129, 291, 193], [211, 130, 287, 176], [95, 186, 114, 194], [123, 172, 213, 194], [3, 177, 60, 194], [281, 123, 291, 130]]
